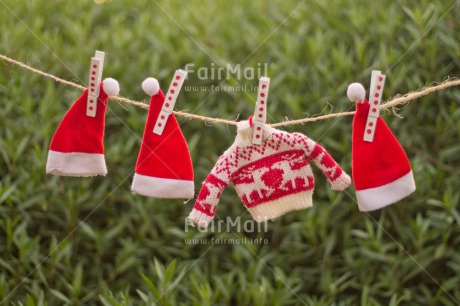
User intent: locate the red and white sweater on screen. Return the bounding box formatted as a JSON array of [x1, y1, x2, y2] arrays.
[[188, 120, 351, 227]]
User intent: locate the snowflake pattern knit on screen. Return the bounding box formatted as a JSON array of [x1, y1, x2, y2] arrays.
[[188, 120, 351, 227]]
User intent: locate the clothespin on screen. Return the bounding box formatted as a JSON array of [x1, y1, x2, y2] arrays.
[[86, 51, 105, 117], [252, 77, 270, 145], [153, 69, 187, 135], [363, 70, 386, 142]]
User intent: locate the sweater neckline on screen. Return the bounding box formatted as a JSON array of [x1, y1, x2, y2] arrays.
[[235, 120, 276, 146]]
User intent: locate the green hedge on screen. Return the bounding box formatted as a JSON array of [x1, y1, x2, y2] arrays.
[[1, 0, 459, 305]]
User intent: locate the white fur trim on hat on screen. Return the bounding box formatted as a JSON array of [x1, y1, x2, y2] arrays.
[[356, 171, 416, 211], [46, 150, 107, 177], [131, 173, 194, 199]]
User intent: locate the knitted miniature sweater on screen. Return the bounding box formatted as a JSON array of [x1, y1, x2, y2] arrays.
[[188, 120, 351, 227]]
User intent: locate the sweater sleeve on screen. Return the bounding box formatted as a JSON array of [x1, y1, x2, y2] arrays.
[[188, 148, 237, 228], [293, 133, 351, 191]]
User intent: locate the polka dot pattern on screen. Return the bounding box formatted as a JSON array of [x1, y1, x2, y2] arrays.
[[153, 69, 187, 135], [86, 55, 103, 117], [252, 78, 270, 144], [364, 72, 386, 142]]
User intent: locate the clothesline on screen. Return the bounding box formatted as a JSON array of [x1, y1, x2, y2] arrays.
[[1, 53, 459, 127]]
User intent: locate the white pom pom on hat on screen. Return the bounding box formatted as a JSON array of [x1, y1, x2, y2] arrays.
[[102, 78, 120, 96], [347, 82, 366, 103], [142, 77, 160, 96]]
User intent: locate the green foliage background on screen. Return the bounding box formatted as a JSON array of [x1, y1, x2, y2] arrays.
[[1, 0, 460, 305]]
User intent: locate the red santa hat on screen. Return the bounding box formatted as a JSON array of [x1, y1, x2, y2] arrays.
[[131, 78, 194, 199], [347, 83, 416, 211], [46, 78, 119, 176]]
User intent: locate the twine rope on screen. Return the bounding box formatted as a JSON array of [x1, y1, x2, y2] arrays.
[[1, 54, 459, 127]]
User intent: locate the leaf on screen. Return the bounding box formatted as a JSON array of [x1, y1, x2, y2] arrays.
[[50, 289, 71, 304], [154, 258, 164, 282], [26, 294, 36, 306], [136, 289, 149, 302], [0, 184, 16, 204], [72, 263, 83, 297], [164, 259, 177, 287], [141, 273, 160, 298], [13, 136, 30, 162], [78, 221, 98, 240]]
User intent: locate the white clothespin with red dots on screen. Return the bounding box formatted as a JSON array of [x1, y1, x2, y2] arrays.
[[252, 77, 270, 145], [153, 69, 187, 135], [86, 51, 105, 117], [364, 70, 386, 142]]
